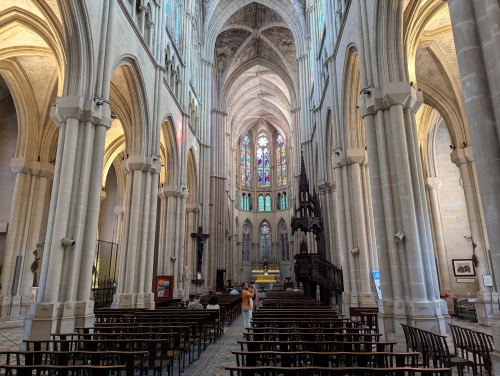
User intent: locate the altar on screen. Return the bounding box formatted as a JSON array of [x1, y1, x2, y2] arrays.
[[252, 261, 280, 290]]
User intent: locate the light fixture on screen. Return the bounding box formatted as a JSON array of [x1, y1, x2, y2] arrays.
[[394, 231, 405, 243], [61, 238, 75, 247]]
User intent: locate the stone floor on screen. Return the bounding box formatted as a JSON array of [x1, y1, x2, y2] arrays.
[[0, 316, 491, 375]]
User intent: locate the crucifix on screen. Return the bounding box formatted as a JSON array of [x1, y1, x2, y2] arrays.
[[191, 226, 209, 276]]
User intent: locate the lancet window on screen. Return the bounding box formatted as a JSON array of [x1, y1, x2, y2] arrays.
[[259, 221, 272, 261], [257, 133, 270, 187], [276, 134, 287, 186], [242, 222, 251, 261], [241, 135, 251, 187]]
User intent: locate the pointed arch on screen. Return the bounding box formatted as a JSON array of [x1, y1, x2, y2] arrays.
[[110, 55, 150, 156], [160, 115, 179, 187], [186, 148, 198, 205], [342, 45, 364, 150]]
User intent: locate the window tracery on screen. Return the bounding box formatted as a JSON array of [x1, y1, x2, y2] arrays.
[[259, 221, 272, 261]]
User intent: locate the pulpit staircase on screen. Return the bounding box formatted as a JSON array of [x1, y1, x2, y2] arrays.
[[294, 253, 343, 293]]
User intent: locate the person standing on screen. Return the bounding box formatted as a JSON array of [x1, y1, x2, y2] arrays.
[[250, 281, 259, 312], [241, 282, 254, 329]]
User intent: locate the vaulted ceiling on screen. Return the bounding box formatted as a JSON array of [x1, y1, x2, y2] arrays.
[[214, 2, 299, 143]]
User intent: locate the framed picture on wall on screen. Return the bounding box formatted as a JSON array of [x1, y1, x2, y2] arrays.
[[452, 259, 475, 277], [153, 275, 174, 301]]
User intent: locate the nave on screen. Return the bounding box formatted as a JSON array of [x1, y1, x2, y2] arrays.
[[0, 294, 491, 376]]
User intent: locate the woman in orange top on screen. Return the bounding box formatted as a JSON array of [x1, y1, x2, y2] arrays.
[[241, 282, 254, 329]]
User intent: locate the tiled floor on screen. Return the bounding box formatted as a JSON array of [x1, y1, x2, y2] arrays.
[[0, 316, 492, 375]]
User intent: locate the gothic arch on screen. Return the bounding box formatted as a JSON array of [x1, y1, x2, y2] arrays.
[[160, 115, 179, 187], [109, 56, 150, 156], [341, 46, 364, 150], [186, 148, 198, 205], [0, 60, 39, 159]]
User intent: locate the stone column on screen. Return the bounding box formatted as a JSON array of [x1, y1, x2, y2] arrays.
[[347, 148, 376, 308], [447, 0, 500, 291], [424, 177, 452, 294], [24, 97, 111, 340], [360, 83, 447, 339], [333, 153, 355, 312], [451, 147, 499, 325], [0, 160, 54, 327], [112, 156, 160, 309]]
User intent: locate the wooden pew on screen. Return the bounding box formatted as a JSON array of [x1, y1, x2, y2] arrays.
[[225, 365, 452, 376], [232, 350, 420, 368]]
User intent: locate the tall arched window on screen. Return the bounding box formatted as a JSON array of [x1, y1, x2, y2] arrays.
[[259, 221, 272, 261], [242, 221, 251, 261], [241, 193, 249, 210], [241, 135, 251, 187], [280, 221, 289, 261], [276, 134, 287, 186], [277, 193, 281, 210], [265, 195, 271, 211], [258, 195, 265, 211], [257, 133, 270, 187]]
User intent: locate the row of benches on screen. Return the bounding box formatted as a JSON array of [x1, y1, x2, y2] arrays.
[[0, 300, 241, 376], [225, 299, 453, 375], [401, 323, 477, 376]]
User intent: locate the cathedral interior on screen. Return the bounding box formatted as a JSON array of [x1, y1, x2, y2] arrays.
[[1, 0, 500, 367]]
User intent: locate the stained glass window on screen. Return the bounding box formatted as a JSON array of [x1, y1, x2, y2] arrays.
[[279, 192, 288, 209], [241, 193, 250, 210], [265, 195, 271, 211], [276, 135, 287, 186], [280, 221, 289, 261], [257, 133, 270, 187], [241, 135, 251, 187], [258, 195, 264, 212], [242, 222, 251, 261], [259, 221, 272, 261]]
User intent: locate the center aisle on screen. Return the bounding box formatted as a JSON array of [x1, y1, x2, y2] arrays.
[[181, 314, 243, 375]]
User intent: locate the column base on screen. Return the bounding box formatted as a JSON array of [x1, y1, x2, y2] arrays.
[[23, 299, 94, 342], [112, 293, 136, 308], [378, 298, 449, 340], [476, 291, 500, 326], [0, 294, 36, 329]]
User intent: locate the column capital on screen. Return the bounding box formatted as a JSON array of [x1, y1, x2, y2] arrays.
[[382, 82, 419, 110], [425, 177, 442, 190], [186, 203, 200, 213], [450, 148, 467, 166], [123, 155, 161, 173], [10, 157, 32, 174], [346, 148, 367, 165], [10, 158, 55, 177], [50, 96, 112, 128], [332, 151, 347, 168], [359, 87, 384, 116]]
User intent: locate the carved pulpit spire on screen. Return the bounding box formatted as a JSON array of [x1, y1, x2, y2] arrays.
[[291, 152, 325, 256]]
